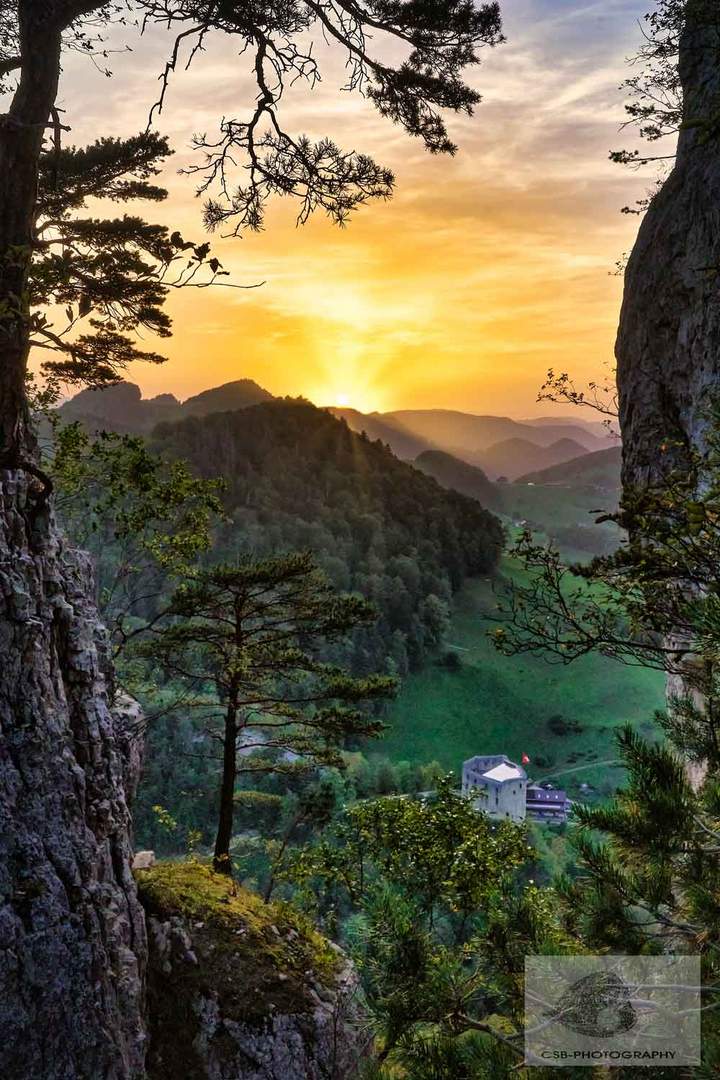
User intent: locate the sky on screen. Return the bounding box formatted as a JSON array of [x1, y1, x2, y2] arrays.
[[55, 0, 657, 417]]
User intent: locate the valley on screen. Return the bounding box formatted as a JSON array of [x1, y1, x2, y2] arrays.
[[54, 379, 655, 843], [375, 562, 664, 802]]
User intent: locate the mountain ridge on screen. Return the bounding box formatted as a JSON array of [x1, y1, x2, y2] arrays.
[[58, 378, 273, 433], [57, 380, 611, 482], [516, 445, 622, 488]]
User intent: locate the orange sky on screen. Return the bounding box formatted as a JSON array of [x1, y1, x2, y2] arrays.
[[54, 0, 657, 417]]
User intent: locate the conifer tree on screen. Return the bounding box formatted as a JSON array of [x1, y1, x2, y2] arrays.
[[31, 132, 233, 392], [140, 551, 396, 874]]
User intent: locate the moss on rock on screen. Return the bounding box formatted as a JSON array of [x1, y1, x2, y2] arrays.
[[136, 861, 364, 1080]]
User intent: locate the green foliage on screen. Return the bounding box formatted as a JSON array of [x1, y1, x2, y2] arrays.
[[312, 778, 527, 917], [348, 885, 467, 1058], [50, 422, 222, 651], [371, 1030, 516, 1080], [234, 791, 284, 832], [554, 714, 720, 1069], [284, 783, 569, 1068], [141, 551, 395, 763], [289, 779, 527, 920], [138, 551, 395, 872], [152, 804, 178, 834]]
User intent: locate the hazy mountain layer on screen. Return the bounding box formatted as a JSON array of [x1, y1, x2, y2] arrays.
[[516, 445, 621, 488], [330, 405, 605, 478], [413, 450, 502, 509]]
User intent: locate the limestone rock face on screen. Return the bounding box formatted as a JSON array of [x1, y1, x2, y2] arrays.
[[0, 473, 147, 1079], [616, 14, 720, 488], [138, 862, 372, 1080]]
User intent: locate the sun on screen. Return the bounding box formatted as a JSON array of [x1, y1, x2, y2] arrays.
[[305, 380, 385, 414]]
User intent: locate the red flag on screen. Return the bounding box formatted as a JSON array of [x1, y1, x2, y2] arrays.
[[521, 753, 530, 765]]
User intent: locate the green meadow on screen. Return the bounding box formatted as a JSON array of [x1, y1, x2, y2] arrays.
[[375, 559, 664, 801]]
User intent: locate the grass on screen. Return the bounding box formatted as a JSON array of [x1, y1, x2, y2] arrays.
[[374, 559, 664, 801], [500, 482, 621, 560], [503, 482, 617, 531]]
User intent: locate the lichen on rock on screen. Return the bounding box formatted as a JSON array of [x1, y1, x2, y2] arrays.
[[137, 861, 372, 1079]]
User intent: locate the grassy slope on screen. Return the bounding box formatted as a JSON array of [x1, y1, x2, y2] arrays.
[[374, 559, 664, 801], [501, 482, 618, 534]]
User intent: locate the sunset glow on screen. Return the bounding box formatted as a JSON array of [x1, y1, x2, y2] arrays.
[[56, 0, 651, 417]]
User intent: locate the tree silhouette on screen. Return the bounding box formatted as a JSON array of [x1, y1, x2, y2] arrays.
[[0, 0, 504, 462], [31, 131, 247, 393]]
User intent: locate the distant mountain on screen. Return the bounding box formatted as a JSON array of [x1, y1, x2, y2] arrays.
[[332, 406, 604, 467], [516, 445, 622, 489], [59, 378, 273, 434], [377, 409, 604, 454], [522, 415, 616, 441], [180, 379, 273, 416], [328, 408, 431, 459], [413, 450, 502, 510], [58, 382, 180, 434], [465, 436, 590, 481]]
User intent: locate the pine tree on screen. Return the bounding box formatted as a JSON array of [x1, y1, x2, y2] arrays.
[[30, 132, 231, 393], [139, 551, 396, 874], [557, 718, 720, 1073]]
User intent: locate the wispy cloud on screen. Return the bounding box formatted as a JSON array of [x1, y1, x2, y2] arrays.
[[46, 0, 653, 415]]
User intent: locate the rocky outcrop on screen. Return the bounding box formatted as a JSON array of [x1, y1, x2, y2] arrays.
[[137, 861, 372, 1080], [616, 9, 720, 487], [0, 473, 147, 1079]]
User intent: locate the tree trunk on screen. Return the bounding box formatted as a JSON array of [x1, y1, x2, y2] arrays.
[[0, 5, 65, 457], [616, 5, 720, 486], [213, 702, 238, 875]]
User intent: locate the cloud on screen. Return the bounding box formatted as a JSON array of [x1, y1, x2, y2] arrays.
[[37, 0, 656, 416]]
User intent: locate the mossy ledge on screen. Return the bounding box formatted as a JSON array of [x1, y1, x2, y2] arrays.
[[136, 861, 370, 1079]]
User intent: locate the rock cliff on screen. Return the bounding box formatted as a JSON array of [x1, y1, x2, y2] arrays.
[[616, 11, 720, 487], [0, 473, 147, 1079]]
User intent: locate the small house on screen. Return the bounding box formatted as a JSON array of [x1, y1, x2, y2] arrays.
[[525, 784, 570, 823]]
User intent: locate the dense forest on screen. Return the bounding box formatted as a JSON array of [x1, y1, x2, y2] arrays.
[[151, 398, 504, 677]]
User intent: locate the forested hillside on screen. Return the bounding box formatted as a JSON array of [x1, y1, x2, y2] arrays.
[[152, 399, 504, 676], [414, 449, 502, 510]]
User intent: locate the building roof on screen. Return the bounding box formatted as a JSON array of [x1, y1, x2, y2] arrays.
[[463, 755, 527, 784], [484, 762, 525, 782]]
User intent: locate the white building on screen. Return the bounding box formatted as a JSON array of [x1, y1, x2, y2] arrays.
[[462, 754, 527, 823]]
